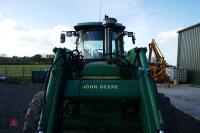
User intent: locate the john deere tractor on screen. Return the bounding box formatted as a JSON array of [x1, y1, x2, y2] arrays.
[[23, 16, 179, 133]]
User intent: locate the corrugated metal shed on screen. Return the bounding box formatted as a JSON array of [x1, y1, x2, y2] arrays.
[[177, 23, 200, 84]]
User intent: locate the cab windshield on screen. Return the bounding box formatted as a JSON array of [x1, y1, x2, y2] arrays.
[[78, 30, 117, 59]]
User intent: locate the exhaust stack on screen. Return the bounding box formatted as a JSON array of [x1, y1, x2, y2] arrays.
[[103, 16, 117, 62]]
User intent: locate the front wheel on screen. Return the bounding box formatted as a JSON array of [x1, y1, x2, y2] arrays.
[[23, 91, 44, 133]]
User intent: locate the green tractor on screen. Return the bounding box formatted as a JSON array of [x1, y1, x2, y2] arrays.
[[23, 16, 179, 133]]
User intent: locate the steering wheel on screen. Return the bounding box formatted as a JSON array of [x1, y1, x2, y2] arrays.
[[93, 49, 103, 53], [93, 49, 103, 58]]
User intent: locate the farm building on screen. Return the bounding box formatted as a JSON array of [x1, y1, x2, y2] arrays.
[[177, 23, 200, 84]]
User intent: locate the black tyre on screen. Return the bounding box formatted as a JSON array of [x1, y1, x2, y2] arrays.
[[158, 93, 180, 133], [23, 91, 44, 133]]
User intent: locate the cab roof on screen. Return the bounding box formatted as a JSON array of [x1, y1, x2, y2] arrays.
[[74, 22, 125, 31]]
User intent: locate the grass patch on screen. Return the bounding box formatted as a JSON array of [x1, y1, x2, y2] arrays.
[[0, 64, 51, 80]]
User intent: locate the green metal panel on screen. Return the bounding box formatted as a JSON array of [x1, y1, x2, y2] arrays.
[[126, 48, 137, 64], [38, 49, 66, 133], [125, 48, 164, 133], [177, 24, 200, 84], [64, 80, 140, 99], [63, 79, 142, 132], [81, 62, 120, 76], [138, 48, 164, 133]]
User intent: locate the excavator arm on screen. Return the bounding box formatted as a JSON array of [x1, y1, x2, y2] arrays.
[[148, 39, 170, 85], [148, 39, 165, 65]]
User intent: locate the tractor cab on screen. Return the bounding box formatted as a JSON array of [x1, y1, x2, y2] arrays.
[[61, 16, 135, 62]]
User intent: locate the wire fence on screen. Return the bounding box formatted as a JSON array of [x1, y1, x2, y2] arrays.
[[0, 65, 50, 81]]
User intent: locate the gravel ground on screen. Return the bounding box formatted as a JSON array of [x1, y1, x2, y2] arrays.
[[0, 83, 199, 133], [0, 83, 44, 133]]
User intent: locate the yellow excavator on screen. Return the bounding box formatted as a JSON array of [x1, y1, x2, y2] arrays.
[[148, 39, 170, 86]]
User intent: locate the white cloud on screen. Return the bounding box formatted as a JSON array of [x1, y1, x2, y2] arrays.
[[0, 16, 180, 66], [155, 29, 179, 66], [0, 18, 75, 57]]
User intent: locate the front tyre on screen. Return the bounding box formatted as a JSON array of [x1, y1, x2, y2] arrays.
[[23, 91, 44, 133]]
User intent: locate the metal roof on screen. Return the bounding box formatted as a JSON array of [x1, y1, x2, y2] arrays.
[[177, 23, 200, 33]]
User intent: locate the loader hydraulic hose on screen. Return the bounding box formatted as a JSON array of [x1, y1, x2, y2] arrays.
[[43, 49, 83, 113], [104, 53, 132, 66], [39, 49, 83, 132]]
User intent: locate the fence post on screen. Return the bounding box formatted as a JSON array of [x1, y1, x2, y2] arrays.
[[5, 67, 7, 75], [22, 67, 25, 80]]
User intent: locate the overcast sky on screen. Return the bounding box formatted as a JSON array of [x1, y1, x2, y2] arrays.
[[0, 0, 200, 65]]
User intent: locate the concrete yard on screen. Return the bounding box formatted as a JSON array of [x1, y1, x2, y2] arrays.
[[157, 83, 200, 121]]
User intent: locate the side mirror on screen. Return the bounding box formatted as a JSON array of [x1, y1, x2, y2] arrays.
[[132, 34, 136, 44], [60, 33, 66, 43], [124, 31, 136, 44], [66, 31, 72, 37], [127, 32, 133, 37]]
